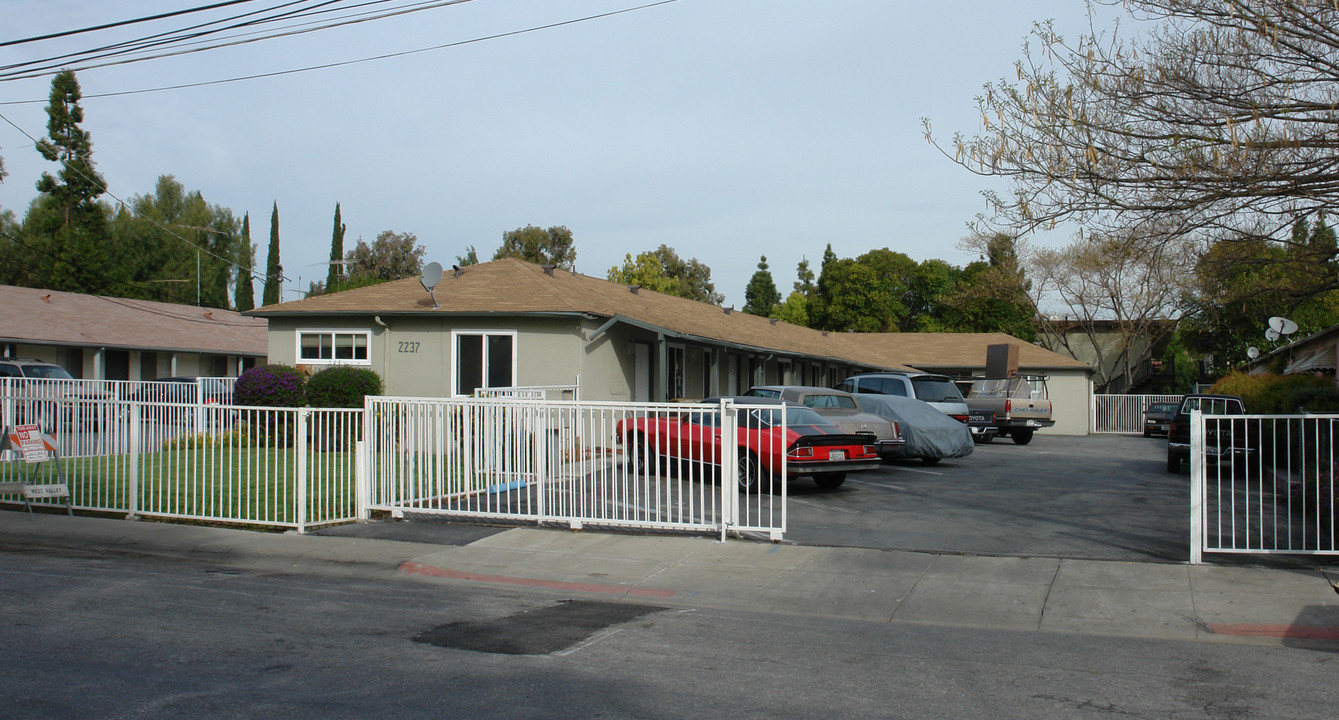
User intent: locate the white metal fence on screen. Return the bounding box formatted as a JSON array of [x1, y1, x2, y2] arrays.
[[1, 378, 359, 532], [1092, 394, 1183, 434], [364, 396, 787, 540], [1190, 411, 1338, 563]]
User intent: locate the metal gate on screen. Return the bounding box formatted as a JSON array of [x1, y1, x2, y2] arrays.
[[1092, 394, 1183, 434], [363, 396, 787, 540], [1190, 410, 1338, 563]]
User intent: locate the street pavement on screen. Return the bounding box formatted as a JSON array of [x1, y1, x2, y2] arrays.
[[3, 510, 1338, 648]]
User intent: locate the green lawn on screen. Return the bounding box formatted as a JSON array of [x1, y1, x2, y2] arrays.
[[3, 447, 358, 526]]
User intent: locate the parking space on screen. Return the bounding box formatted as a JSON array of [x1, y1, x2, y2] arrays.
[[784, 434, 1191, 562]]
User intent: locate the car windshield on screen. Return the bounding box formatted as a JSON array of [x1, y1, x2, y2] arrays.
[[911, 377, 963, 403], [801, 393, 858, 410], [744, 388, 780, 398], [21, 364, 75, 380], [739, 404, 836, 429]]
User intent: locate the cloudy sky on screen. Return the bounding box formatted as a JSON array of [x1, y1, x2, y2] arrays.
[[0, 0, 1102, 307]]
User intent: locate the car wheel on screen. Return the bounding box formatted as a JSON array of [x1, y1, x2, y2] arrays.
[[813, 472, 846, 489], [737, 452, 761, 493], [1011, 429, 1034, 445], [921, 456, 941, 465], [627, 433, 650, 476], [1166, 449, 1180, 473]]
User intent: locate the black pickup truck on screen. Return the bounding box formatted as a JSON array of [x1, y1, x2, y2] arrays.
[[1165, 394, 1253, 473]]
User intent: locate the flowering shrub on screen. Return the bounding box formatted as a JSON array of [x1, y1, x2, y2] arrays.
[[234, 364, 306, 408], [306, 366, 382, 408]]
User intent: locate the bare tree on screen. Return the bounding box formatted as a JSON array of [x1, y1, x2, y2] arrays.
[[927, 1, 1339, 252], [1029, 228, 1195, 393]]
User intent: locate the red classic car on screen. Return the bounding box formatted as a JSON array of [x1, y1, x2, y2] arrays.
[[616, 397, 880, 491]]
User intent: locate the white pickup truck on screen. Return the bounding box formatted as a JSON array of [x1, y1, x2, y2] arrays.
[[963, 375, 1055, 445]]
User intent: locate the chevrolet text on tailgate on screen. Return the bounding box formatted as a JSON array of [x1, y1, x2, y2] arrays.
[[1165, 394, 1252, 473]]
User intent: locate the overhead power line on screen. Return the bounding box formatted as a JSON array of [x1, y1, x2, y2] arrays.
[[0, 0, 265, 48], [0, 0, 681, 103]]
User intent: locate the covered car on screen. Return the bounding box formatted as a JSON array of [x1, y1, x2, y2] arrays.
[[854, 394, 973, 464]]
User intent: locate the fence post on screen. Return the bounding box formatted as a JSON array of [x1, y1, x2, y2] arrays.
[[128, 403, 140, 519], [357, 397, 372, 520], [533, 403, 547, 524], [296, 408, 308, 533], [719, 398, 737, 540], [1189, 408, 1203, 564]]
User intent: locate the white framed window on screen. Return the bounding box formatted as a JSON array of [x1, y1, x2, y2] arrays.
[[453, 330, 516, 396], [297, 329, 371, 365]]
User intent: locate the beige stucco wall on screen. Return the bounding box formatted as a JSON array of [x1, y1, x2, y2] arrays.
[[1042, 369, 1095, 436]]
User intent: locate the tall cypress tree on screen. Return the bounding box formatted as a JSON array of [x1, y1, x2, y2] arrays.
[[262, 202, 281, 306], [234, 212, 255, 311], [326, 203, 345, 290]]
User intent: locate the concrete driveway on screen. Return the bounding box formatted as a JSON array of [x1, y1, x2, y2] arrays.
[[784, 433, 1190, 562]]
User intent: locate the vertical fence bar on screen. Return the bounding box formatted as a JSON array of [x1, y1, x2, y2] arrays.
[[296, 408, 308, 533]]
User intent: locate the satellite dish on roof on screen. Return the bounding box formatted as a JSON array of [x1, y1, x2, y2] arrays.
[[1265, 328, 1281, 342], [1268, 316, 1299, 335], [1247, 346, 1260, 359], [420, 262, 443, 309]]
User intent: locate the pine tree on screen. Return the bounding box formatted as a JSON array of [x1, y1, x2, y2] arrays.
[[31, 70, 115, 293], [326, 203, 345, 289], [234, 212, 255, 311], [743, 255, 781, 316], [262, 202, 281, 306]]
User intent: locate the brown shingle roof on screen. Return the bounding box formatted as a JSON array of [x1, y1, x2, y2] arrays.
[[251, 258, 1088, 373], [0, 285, 267, 356]]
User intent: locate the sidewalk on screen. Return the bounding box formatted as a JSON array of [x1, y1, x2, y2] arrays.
[[3, 511, 1337, 646]]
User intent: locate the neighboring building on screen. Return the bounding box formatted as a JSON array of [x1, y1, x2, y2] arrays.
[[841, 333, 1094, 435], [251, 258, 1095, 434], [1243, 323, 1339, 379], [1037, 318, 1176, 394], [0, 285, 266, 379]]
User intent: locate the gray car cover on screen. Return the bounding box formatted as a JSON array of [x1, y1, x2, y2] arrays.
[[855, 394, 974, 460]]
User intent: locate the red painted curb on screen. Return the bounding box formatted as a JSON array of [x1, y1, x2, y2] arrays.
[[398, 561, 677, 598], [1207, 623, 1339, 640]]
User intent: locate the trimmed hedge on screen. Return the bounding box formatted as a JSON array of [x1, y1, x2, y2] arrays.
[[306, 366, 383, 408], [234, 364, 306, 408]]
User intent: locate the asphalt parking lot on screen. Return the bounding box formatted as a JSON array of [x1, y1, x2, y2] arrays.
[[784, 433, 1191, 562]]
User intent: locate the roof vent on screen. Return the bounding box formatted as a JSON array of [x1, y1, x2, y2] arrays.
[[542, 264, 556, 276], [724, 306, 733, 315], [822, 331, 829, 337], [452, 264, 464, 279], [769, 318, 777, 325], [629, 285, 640, 295]]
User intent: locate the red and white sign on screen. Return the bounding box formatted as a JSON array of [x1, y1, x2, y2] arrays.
[[11, 424, 53, 463]]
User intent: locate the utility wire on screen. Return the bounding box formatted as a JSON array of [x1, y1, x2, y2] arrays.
[[0, 1, 468, 80], [0, 0, 680, 102], [0, 0, 265, 48]]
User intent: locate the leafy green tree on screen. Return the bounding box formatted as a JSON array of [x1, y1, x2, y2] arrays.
[[607, 245, 723, 304], [1182, 215, 1339, 375], [813, 258, 895, 332], [262, 203, 282, 306], [235, 212, 254, 311], [771, 291, 810, 326], [935, 234, 1036, 338], [344, 230, 425, 284], [743, 256, 781, 316], [493, 225, 576, 269], [326, 203, 345, 290], [456, 245, 479, 266]]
